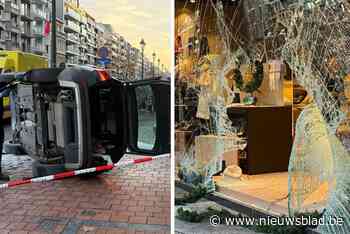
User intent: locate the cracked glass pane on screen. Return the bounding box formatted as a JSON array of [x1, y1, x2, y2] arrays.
[[176, 0, 350, 232]]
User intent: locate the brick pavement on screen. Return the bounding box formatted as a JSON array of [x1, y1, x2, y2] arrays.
[[0, 155, 171, 234]]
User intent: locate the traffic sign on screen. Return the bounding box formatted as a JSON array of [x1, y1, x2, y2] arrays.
[[98, 47, 109, 59], [97, 58, 112, 66]]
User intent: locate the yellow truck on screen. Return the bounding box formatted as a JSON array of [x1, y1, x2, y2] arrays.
[[0, 51, 48, 118]]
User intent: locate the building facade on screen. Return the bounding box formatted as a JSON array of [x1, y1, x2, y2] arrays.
[[0, 0, 164, 80], [0, 0, 65, 66]]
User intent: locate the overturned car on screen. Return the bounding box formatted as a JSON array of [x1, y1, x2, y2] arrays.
[[1, 67, 170, 176]]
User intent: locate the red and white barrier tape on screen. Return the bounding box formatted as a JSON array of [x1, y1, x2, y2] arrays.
[[0, 153, 170, 190]]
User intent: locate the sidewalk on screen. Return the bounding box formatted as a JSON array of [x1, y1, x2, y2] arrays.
[[175, 187, 258, 234], [0, 123, 33, 182], [0, 154, 170, 234]]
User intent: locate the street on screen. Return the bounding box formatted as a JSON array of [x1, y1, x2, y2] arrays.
[[1, 123, 33, 182], [0, 125, 170, 234]]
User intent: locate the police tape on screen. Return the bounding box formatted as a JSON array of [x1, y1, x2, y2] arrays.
[[0, 154, 170, 190]]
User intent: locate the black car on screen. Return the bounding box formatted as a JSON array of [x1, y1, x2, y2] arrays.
[[1, 67, 170, 176]]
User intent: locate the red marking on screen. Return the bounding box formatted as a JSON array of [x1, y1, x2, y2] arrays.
[[54, 171, 75, 180], [134, 157, 152, 164], [95, 164, 114, 172], [8, 179, 31, 187], [97, 70, 110, 81], [1, 155, 168, 190]]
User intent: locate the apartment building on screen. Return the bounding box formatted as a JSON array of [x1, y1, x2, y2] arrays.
[[133, 47, 142, 80], [53, 0, 66, 66], [85, 12, 97, 66], [20, 0, 32, 53], [0, 0, 66, 65], [0, 0, 22, 51], [64, 0, 98, 67], [79, 11, 88, 65], [127, 46, 143, 80], [55, 18, 66, 65], [0, 0, 48, 55], [95, 22, 105, 49], [0, 0, 152, 77], [31, 0, 49, 57], [144, 57, 152, 79], [64, 0, 80, 66], [0, 0, 160, 77], [0, 2, 7, 49]]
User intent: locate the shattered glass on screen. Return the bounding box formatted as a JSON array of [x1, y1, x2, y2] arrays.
[[244, 0, 350, 232], [253, 0, 350, 232], [176, 0, 350, 232]]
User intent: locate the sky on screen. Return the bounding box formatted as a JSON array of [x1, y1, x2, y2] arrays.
[[80, 0, 172, 70]]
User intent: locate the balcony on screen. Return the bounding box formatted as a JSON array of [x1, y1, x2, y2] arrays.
[[32, 26, 43, 37], [0, 12, 10, 22], [11, 3, 20, 13], [65, 21, 80, 33], [21, 25, 32, 37], [87, 41, 95, 48], [66, 33, 79, 44], [80, 55, 88, 62], [65, 10, 80, 22], [80, 29, 87, 37], [0, 32, 6, 42], [66, 57, 79, 66], [66, 45, 80, 56], [20, 7, 32, 21], [31, 8, 46, 20], [30, 0, 46, 5], [87, 51, 96, 58], [2, 1, 18, 14], [87, 30, 95, 37], [6, 22, 20, 34], [80, 43, 87, 49]]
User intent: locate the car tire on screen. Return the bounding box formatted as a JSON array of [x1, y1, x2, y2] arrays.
[[32, 161, 65, 178], [3, 141, 25, 155]]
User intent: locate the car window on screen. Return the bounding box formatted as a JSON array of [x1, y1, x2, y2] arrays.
[[135, 85, 156, 150]]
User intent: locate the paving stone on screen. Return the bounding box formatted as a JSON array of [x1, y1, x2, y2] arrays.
[[0, 133, 171, 234]]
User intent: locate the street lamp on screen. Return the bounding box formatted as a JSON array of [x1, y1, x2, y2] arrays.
[[51, 0, 57, 68], [140, 38, 146, 79], [152, 52, 156, 79], [157, 58, 160, 77], [161, 64, 164, 75]]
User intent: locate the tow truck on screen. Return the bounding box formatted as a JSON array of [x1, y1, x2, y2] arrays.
[[0, 67, 170, 176]]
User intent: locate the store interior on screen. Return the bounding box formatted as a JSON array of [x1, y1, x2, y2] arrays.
[[175, 0, 329, 216]]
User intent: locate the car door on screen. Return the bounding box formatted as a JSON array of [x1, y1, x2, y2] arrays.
[[122, 79, 170, 156]]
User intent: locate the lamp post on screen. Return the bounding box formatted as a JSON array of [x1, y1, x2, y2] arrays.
[[161, 64, 164, 75], [157, 58, 160, 77], [51, 0, 57, 68], [140, 38, 146, 79], [152, 52, 156, 79]]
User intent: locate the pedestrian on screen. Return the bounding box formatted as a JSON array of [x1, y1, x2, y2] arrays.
[[0, 96, 9, 181]]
